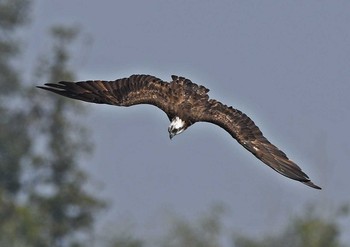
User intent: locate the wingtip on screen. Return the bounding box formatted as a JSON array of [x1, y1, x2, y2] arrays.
[[36, 82, 68, 91], [303, 180, 322, 190], [36, 83, 53, 89]]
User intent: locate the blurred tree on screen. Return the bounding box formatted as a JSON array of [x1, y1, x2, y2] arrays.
[[101, 204, 225, 247], [0, 1, 105, 246], [0, 1, 43, 246], [0, 0, 30, 198], [159, 204, 226, 247], [27, 26, 105, 247], [107, 235, 143, 247], [234, 205, 349, 247], [97, 219, 145, 247]]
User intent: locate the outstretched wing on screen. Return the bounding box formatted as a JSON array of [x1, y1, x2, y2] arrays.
[[37, 74, 174, 117], [195, 99, 321, 189]]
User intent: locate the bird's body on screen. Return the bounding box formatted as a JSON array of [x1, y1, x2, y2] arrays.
[[38, 74, 321, 189]]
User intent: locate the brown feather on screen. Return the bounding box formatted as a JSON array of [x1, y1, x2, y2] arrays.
[[38, 74, 175, 119], [195, 99, 321, 189], [37, 74, 321, 189]]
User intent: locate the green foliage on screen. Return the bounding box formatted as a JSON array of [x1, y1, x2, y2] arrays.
[[0, 111, 30, 194], [0, 1, 105, 246], [0, 0, 31, 196], [160, 204, 226, 247], [0, 192, 46, 247], [0, 0, 30, 94], [108, 236, 144, 247], [0, 0, 30, 30], [0, 2, 41, 245], [27, 25, 105, 246], [234, 205, 349, 247], [100, 204, 349, 247]]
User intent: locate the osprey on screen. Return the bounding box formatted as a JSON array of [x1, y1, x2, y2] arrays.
[[38, 74, 321, 189]]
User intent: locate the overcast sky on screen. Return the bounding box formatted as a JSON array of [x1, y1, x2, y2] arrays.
[[27, 0, 350, 244]]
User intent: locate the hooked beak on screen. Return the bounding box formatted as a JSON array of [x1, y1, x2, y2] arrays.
[[169, 132, 175, 140]]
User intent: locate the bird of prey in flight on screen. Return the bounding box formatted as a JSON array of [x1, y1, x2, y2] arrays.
[[38, 74, 321, 189]]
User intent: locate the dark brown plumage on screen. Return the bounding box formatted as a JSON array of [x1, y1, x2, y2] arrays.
[[37, 74, 321, 189]]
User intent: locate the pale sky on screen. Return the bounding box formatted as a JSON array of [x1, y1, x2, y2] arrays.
[[27, 1, 350, 244]]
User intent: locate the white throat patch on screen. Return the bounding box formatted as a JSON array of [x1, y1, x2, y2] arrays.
[[171, 116, 185, 130]]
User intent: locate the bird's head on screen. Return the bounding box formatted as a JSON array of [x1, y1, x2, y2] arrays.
[[168, 116, 187, 139]]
